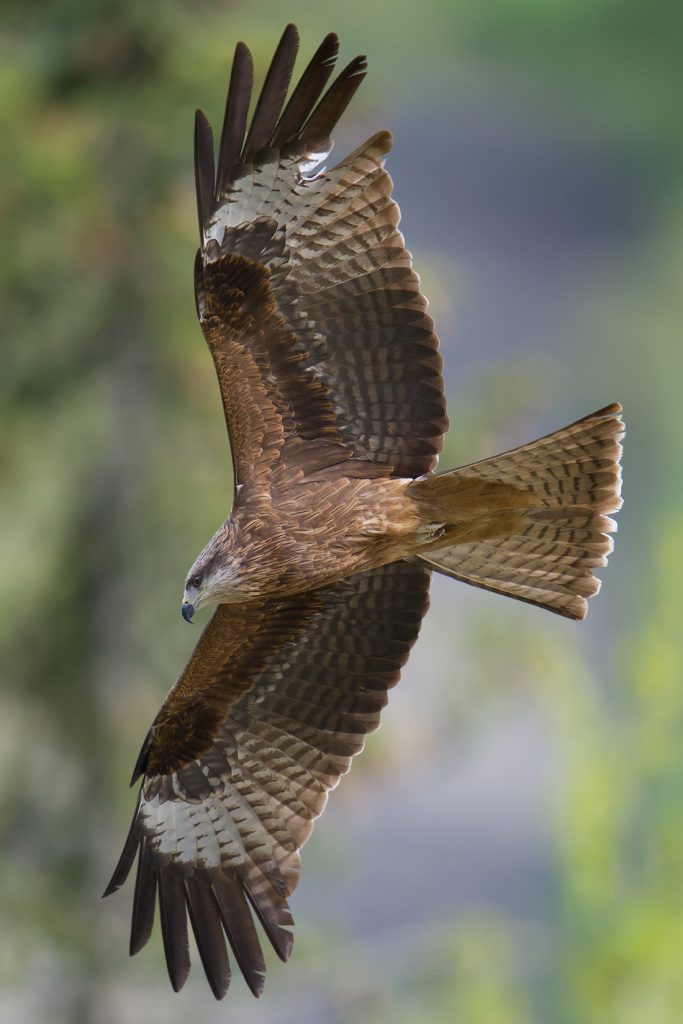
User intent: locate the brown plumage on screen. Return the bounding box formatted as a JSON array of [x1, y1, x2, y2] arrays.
[[104, 25, 624, 999]]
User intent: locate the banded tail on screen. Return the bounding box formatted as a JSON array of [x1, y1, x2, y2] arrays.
[[409, 403, 624, 620]]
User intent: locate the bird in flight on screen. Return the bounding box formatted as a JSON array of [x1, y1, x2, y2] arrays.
[[104, 24, 624, 1000]]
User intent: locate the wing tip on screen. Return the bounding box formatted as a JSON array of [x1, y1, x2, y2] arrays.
[[283, 22, 300, 44], [129, 728, 152, 785], [102, 877, 119, 899], [103, 795, 142, 897], [234, 39, 253, 63], [159, 867, 192, 993]]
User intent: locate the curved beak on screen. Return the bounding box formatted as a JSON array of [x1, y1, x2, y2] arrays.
[[181, 599, 195, 623]]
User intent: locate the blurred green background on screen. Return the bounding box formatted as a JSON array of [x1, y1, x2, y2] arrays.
[[1, 1, 682, 1022]]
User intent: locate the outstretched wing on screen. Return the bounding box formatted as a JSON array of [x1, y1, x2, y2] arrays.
[[105, 561, 431, 998], [194, 24, 448, 490]]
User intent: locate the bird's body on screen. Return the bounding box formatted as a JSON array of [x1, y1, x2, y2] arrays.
[[105, 25, 624, 1000], [187, 468, 430, 607], [188, 452, 582, 609]]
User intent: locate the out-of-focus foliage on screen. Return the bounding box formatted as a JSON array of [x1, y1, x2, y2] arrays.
[[1, 1, 682, 1022]]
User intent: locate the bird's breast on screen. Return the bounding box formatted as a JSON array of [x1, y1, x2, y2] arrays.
[[230, 475, 424, 600]]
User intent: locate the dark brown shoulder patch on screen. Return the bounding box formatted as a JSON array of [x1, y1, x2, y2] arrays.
[[143, 596, 319, 778]]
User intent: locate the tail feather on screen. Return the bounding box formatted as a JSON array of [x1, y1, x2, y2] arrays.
[[410, 404, 624, 619]]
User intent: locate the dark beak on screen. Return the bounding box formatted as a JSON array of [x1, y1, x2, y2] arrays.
[[181, 600, 195, 623]]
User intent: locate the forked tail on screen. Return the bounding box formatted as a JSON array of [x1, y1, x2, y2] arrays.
[[408, 403, 624, 619]]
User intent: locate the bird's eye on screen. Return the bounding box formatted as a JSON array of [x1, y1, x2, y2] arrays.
[[189, 573, 203, 589]]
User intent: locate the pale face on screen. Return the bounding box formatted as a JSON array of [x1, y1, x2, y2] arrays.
[[180, 524, 244, 621]]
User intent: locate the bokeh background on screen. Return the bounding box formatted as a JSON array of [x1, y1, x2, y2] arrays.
[[2, 1, 682, 1022]]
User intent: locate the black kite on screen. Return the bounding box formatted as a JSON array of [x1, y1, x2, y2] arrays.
[[105, 25, 624, 999]]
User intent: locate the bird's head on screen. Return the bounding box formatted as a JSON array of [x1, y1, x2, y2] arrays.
[[180, 524, 243, 622]]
